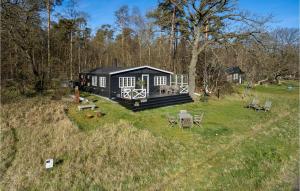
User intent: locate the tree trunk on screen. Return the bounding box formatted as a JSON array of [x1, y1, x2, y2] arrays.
[[78, 44, 81, 73], [158, 31, 162, 65], [203, 24, 209, 92], [188, 28, 201, 100], [106, 54, 109, 66], [148, 45, 151, 65], [169, 6, 176, 70], [47, 0, 51, 79], [9, 37, 13, 79], [122, 32, 124, 66], [189, 50, 198, 100], [139, 37, 142, 66], [70, 31, 73, 80], [84, 54, 87, 70]]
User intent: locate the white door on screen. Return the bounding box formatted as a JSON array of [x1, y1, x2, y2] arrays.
[[141, 74, 149, 94]]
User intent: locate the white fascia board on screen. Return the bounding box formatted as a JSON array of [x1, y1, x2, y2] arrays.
[[109, 65, 173, 75]]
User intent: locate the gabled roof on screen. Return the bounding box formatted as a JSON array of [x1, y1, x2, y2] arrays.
[[109, 65, 173, 75], [225, 66, 244, 74], [87, 67, 130, 74], [83, 65, 173, 75]]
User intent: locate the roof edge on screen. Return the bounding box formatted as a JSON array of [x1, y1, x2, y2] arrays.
[[109, 65, 173, 75]]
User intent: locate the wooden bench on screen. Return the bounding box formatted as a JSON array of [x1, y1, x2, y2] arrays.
[[78, 104, 96, 111]]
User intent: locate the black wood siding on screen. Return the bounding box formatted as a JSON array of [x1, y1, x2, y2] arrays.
[[79, 73, 111, 97], [110, 68, 171, 98], [226, 73, 244, 84]]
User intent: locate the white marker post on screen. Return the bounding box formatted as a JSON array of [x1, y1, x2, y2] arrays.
[[45, 159, 54, 169]]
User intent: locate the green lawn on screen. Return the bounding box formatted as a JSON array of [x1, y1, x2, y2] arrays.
[[66, 82, 299, 190]]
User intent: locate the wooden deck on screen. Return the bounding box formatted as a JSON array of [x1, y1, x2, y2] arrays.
[[115, 93, 193, 111]]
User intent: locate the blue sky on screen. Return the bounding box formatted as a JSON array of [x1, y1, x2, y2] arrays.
[[54, 0, 299, 33]]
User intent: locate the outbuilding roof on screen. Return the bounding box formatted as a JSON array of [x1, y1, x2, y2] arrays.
[[225, 66, 244, 74], [82, 65, 173, 75]]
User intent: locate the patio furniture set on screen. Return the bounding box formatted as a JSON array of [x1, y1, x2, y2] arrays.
[[246, 97, 272, 112], [159, 85, 188, 95], [167, 110, 204, 128]]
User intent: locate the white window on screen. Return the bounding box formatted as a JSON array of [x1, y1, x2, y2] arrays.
[[171, 75, 177, 85], [99, 77, 106, 87], [154, 76, 167, 86], [91, 76, 97, 86], [233, 73, 239, 80], [119, 77, 135, 88]]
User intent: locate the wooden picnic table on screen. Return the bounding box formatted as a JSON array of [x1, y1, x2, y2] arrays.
[[178, 112, 193, 128], [78, 104, 96, 111]]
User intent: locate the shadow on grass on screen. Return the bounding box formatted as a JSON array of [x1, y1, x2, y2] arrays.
[[194, 122, 232, 139]]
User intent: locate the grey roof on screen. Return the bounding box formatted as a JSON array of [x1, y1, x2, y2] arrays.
[[225, 66, 244, 74], [81, 65, 173, 75], [88, 67, 130, 74]]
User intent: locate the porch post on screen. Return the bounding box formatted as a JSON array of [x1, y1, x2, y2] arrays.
[[181, 75, 183, 87]]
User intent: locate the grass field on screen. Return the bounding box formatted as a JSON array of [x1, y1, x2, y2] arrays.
[[1, 82, 299, 190]]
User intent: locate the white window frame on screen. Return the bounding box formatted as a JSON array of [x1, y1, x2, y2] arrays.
[[154, 76, 167, 86], [142, 74, 149, 93], [119, 77, 136, 88], [170, 74, 188, 86], [99, 77, 106, 87], [233, 73, 239, 80], [91, 76, 98, 86]]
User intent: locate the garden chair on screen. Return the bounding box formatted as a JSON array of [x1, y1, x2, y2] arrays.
[[193, 113, 204, 127], [171, 85, 179, 94], [167, 114, 177, 127], [246, 97, 259, 109], [261, 100, 272, 112], [167, 86, 172, 94], [160, 85, 168, 95]]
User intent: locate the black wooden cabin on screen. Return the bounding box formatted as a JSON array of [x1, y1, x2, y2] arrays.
[[79, 65, 192, 111], [225, 66, 245, 84]]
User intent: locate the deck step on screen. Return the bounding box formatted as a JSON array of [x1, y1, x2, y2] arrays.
[[133, 99, 193, 111], [116, 94, 193, 111]]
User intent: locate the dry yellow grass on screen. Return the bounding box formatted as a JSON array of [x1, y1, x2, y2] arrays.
[[1, 82, 298, 190], [0, 98, 181, 190]]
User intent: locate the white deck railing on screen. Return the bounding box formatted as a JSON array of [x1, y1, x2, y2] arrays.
[[120, 85, 188, 100], [121, 88, 147, 99], [179, 85, 189, 94], [121, 88, 132, 99], [132, 89, 147, 99]]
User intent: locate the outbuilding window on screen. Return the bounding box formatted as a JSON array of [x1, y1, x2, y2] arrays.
[[99, 77, 106, 87], [233, 73, 239, 80], [119, 77, 135, 88], [92, 76, 98, 86], [154, 76, 167, 86]]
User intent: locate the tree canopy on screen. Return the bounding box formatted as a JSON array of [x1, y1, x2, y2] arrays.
[[1, 0, 299, 94]]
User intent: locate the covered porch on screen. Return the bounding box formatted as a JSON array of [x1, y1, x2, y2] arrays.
[[118, 74, 189, 100]]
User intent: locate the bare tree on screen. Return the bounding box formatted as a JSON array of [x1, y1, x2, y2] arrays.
[[45, 0, 62, 79], [270, 28, 299, 82], [115, 5, 130, 65], [131, 7, 146, 65], [169, 0, 268, 99]]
